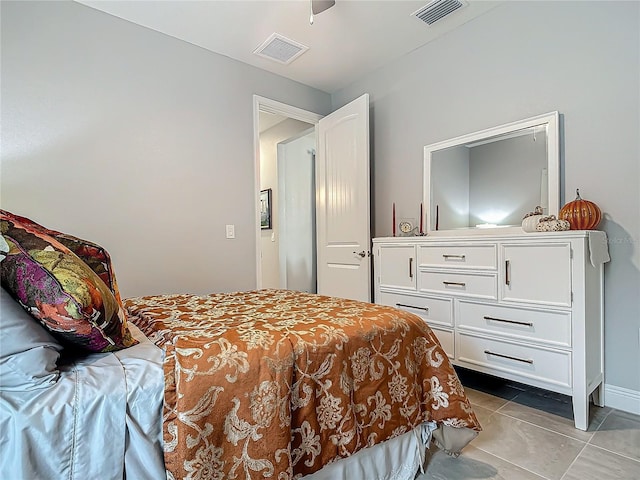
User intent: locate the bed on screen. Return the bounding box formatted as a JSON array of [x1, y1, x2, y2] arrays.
[[0, 210, 481, 479]]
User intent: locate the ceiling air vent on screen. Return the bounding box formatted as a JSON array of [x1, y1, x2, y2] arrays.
[[412, 0, 467, 26], [253, 33, 309, 65]]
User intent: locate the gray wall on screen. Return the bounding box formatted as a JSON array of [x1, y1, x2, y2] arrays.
[[1, 1, 331, 297], [332, 2, 640, 395]]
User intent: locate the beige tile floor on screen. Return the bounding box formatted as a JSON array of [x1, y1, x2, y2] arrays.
[[418, 368, 640, 480]]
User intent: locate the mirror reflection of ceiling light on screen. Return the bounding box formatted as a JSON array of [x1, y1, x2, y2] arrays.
[[475, 223, 511, 229], [476, 209, 511, 224]]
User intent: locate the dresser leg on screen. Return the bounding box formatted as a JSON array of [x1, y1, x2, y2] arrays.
[[591, 382, 605, 407], [572, 395, 589, 431]]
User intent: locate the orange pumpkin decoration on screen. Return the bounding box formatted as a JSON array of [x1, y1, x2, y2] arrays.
[[559, 189, 602, 230]]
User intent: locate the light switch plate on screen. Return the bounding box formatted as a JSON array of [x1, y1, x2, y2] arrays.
[[225, 224, 235, 239]]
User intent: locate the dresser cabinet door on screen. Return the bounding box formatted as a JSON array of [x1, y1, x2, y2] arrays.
[[377, 244, 417, 290], [500, 243, 572, 307]]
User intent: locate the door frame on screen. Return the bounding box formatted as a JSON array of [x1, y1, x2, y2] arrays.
[[253, 95, 323, 289]]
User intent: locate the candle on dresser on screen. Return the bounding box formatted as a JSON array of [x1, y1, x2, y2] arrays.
[[392, 203, 396, 236], [420, 203, 423, 234]]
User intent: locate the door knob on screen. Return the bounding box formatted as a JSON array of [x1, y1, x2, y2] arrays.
[[353, 250, 366, 258]]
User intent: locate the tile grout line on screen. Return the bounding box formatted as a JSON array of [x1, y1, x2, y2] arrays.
[[476, 401, 593, 445], [583, 442, 640, 464], [494, 398, 509, 414], [476, 400, 640, 476], [588, 406, 614, 436], [483, 394, 623, 441], [559, 440, 590, 480], [473, 445, 551, 480], [468, 389, 640, 470], [476, 398, 574, 480], [473, 401, 597, 479], [499, 410, 593, 443]]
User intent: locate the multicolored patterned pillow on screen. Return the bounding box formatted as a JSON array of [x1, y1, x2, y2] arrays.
[[0, 209, 124, 306], [0, 215, 136, 352]]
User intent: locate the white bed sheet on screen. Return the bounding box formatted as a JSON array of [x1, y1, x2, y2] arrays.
[[0, 324, 165, 480]]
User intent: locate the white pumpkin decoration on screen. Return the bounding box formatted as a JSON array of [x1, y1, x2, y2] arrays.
[[536, 217, 571, 232], [522, 206, 544, 233]]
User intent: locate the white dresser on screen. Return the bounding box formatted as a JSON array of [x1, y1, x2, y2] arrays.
[[372, 231, 609, 430]]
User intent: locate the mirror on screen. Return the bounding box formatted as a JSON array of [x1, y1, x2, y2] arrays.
[[423, 112, 559, 235]]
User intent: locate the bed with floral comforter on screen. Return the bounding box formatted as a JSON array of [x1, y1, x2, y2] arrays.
[[124, 289, 481, 480]]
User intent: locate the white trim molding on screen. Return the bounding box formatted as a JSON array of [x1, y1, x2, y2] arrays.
[[604, 383, 640, 415]]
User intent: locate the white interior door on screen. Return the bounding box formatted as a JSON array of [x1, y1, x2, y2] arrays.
[[316, 94, 371, 301]]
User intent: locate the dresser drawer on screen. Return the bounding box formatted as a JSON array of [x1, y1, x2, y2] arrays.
[[377, 291, 453, 327], [457, 301, 571, 347], [456, 332, 571, 390], [429, 326, 454, 359], [418, 244, 496, 270], [418, 271, 497, 300]]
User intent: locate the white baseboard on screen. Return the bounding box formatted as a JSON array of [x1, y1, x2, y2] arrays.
[[604, 384, 640, 415]]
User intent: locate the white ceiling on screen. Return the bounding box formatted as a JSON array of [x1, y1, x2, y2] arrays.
[[76, 0, 502, 94]]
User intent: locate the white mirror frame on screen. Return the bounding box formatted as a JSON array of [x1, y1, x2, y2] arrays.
[[423, 111, 560, 236]]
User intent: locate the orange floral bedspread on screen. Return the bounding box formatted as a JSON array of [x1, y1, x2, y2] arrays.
[[124, 289, 480, 480]]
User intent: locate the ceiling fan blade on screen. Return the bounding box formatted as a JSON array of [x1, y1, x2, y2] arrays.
[[312, 0, 335, 15]]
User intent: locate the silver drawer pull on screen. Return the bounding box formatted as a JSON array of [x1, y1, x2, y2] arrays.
[[443, 254, 466, 259], [483, 316, 533, 327], [396, 303, 429, 313], [443, 281, 466, 287], [484, 350, 534, 364]]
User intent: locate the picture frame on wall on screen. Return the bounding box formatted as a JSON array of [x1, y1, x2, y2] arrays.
[[260, 188, 272, 230]]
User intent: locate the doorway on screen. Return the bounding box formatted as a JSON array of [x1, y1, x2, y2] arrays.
[[254, 96, 322, 290], [277, 129, 316, 292], [254, 94, 371, 302]]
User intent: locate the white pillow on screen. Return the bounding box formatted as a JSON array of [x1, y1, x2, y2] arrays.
[[0, 287, 63, 391]]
